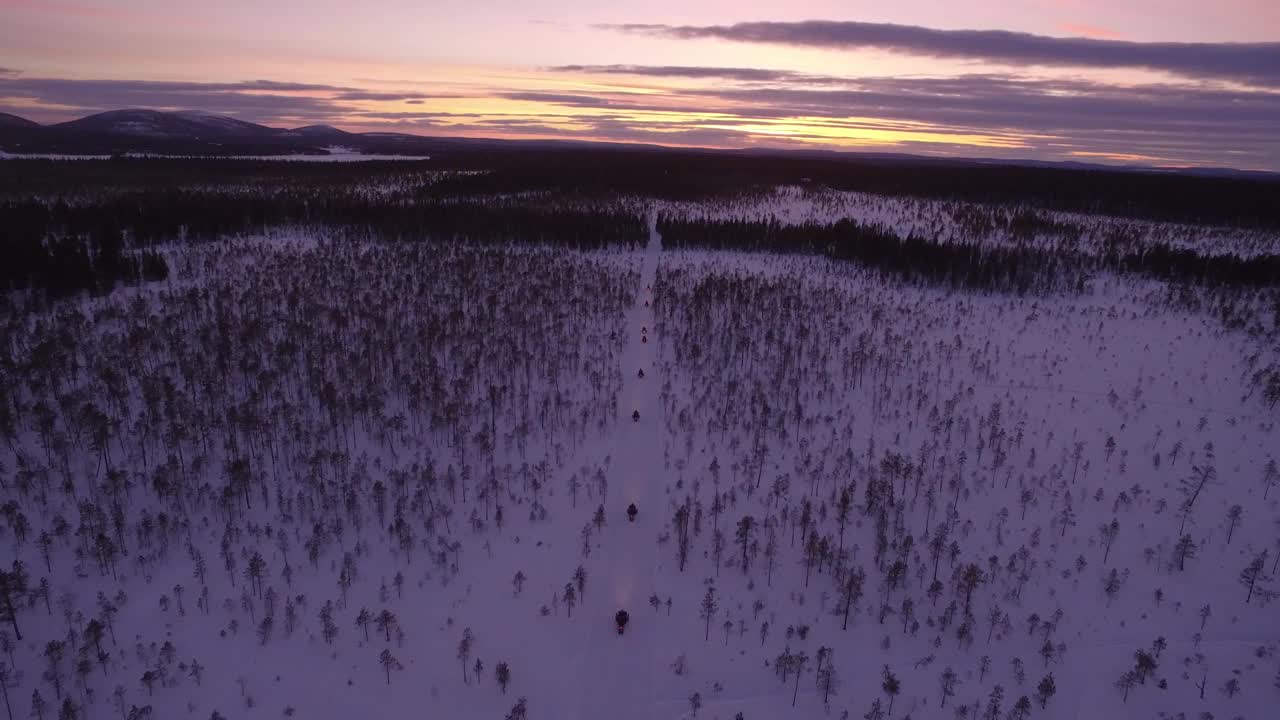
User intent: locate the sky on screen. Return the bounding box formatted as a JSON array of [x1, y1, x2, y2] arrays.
[[1, 0, 1278, 168]]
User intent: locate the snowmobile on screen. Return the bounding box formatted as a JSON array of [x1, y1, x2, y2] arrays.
[[642, 335, 647, 343], [627, 503, 638, 522], [615, 609, 630, 635], [632, 410, 640, 422], [638, 368, 644, 378]]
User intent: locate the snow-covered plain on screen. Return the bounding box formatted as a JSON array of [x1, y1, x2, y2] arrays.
[[1, 194, 1278, 720]]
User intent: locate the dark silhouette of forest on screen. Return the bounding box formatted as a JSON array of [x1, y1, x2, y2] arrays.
[[659, 216, 1280, 292], [657, 216, 1087, 294], [3, 151, 1277, 225], [0, 160, 646, 298], [3, 153, 1278, 300]]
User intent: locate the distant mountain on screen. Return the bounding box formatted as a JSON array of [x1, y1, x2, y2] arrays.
[[54, 109, 274, 139], [0, 109, 445, 157], [0, 109, 634, 157], [286, 124, 353, 140], [1, 109, 1276, 179], [0, 112, 40, 128]]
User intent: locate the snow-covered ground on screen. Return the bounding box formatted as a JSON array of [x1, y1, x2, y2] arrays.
[[1, 198, 1277, 720]]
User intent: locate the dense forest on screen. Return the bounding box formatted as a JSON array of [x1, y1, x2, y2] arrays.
[[658, 216, 1280, 292], [0, 163, 645, 300], [657, 216, 1088, 294], [3, 150, 1278, 223], [2, 154, 1278, 300]]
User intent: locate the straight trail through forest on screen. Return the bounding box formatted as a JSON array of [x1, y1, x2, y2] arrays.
[[574, 215, 663, 720]]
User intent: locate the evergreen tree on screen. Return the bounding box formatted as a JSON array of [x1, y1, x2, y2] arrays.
[[356, 608, 371, 641], [1115, 670, 1138, 702], [31, 689, 47, 720], [1035, 673, 1056, 708], [817, 658, 839, 706], [378, 649, 401, 684], [375, 609, 397, 642], [840, 566, 866, 631], [495, 661, 511, 694], [0, 563, 27, 641], [504, 698, 527, 720], [1010, 695, 1032, 720], [458, 628, 474, 684], [736, 516, 755, 575], [1173, 533, 1197, 571], [700, 585, 718, 641], [983, 684, 1004, 720], [1240, 552, 1268, 603], [881, 665, 901, 716], [940, 666, 958, 707], [563, 584, 577, 618]]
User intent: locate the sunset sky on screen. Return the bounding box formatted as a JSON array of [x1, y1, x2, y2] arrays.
[[1, 0, 1277, 168]]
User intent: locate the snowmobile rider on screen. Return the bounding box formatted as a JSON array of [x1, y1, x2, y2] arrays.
[[627, 503, 638, 521], [615, 609, 630, 634]]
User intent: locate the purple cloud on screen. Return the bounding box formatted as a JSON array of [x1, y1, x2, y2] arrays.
[[500, 92, 628, 108], [604, 21, 1280, 87], [0, 77, 436, 124], [334, 91, 435, 101], [549, 65, 825, 83]]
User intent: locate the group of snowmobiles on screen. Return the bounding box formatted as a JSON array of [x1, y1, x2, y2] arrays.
[[617, 290, 653, 636], [612, 501, 640, 634], [633, 326, 648, 422]]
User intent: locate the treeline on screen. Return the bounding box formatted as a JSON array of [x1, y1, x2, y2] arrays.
[[0, 156, 443, 195], [1114, 244, 1280, 288], [5, 153, 1276, 228], [658, 216, 1280, 292], [2, 194, 644, 247], [432, 151, 1280, 226], [657, 216, 1088, 294], [419, 151, 1280, 228], [3, 217, 169, 299], [1, 188, 645, 299]]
